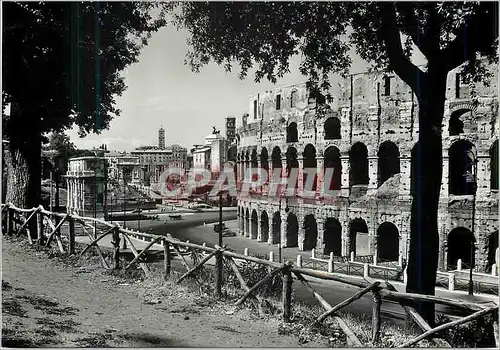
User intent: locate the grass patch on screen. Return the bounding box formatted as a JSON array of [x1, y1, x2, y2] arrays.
[[36, 317, 81, 333], [74, 332, 114, 348], [2, 299, 28, 318], [2, 280, 13, 291]]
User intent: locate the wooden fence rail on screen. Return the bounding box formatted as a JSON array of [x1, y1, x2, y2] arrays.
[[2, 202, 498, 348]]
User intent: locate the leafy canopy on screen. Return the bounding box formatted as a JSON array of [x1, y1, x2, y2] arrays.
[[2, 1, 166, 137], [170, 2, 498, 97]]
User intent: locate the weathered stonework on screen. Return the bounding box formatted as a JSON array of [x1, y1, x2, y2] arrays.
[[236, 65, 498, 273]]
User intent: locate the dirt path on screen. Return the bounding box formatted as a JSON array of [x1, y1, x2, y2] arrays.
[[2, 237, 326, 348]]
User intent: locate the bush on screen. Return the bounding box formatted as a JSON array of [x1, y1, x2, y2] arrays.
[[434, 313, 497, 347]]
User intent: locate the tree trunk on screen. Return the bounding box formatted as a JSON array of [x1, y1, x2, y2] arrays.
[[4, 108, 42, 237], [406, 67, 447, 327]]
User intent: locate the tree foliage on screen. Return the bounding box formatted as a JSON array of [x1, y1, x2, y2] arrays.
[[171, 2, 497, 96], [2, 1, 166, 137]]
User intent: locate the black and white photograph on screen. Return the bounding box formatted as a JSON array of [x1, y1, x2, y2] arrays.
[[1, 1, 499, 348]]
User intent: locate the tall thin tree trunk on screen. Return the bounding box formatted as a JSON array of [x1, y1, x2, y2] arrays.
[[406, 68, 447, 327], [4, 109, 42, 238]]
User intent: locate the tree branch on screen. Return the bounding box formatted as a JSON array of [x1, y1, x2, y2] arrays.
[[379, 3, 426, 91], [443, 2, 499, 71]]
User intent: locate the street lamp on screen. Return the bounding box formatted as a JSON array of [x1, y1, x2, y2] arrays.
[[468, 155, 478, 295]]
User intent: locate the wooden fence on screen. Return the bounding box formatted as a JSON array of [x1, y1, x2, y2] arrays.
[[1, 202, 499, 348]]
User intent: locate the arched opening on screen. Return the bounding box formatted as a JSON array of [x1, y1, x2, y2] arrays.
[[260, 147, 269, 172], [303, 144, 317, 192], [238, 206, 244, 233], [244, 151, 250, 180], [271, 146, 282, 182], [290, 90, 298, 108], [303, 214, 318, 251], [260, 211, 269, 242], [487, 231, 499, 272], [447, 227, 476, 269], [377, 222, 399, 261], [286, 147, 299, 190], [324, 117, 341, 140], [349, 218, 368, 256], [324, 146, 342, 191], [449, 140, 477, 195], [378, 141, 400, 186], [245, 208, 250, 236], [286, 213, 299, 248], [272, 212, 281, 244], [251, 209, 258, 239], [287, 122, 298, 143], [449, 109, 474, 136], [490, 140, 498, 191], [349, 142, 369, 186], [324, 218, 342, 256]]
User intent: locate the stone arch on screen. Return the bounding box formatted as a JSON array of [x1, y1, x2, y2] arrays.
[[286, 213, 299, 248], [448, 140, 477, 195], [449, 109, 475, 136], [303, 144, 317, 192], [287, 122, 298, 143], [486, 231, 499, 272], [378, 141, 400, 186], [447, 227, 476, 269], [324, 146, 342, 191], [376, 222, 399, 261], [245, 207, 250, 236], [260, 147, 269, 173], [260, 210, 269, 242], [290, 89, 298, 108], [272, 211, 281, 244], [286, 147, 299, 190], [251, 209, 258, 239], [490, 140, 498, 191], [324, 218, 342, 256], [303, 214, 318, 251], [349, 142, 369, 186], [324, 117, 341, 140], [349, 218, 368, 256], [271, 146, 282, 179]]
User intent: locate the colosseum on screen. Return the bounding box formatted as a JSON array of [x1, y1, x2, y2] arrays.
[[235, 63, 498, 274]]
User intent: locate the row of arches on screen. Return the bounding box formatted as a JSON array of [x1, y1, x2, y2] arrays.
[[238, 207, 401, 261], [237, 138, 499, 194], [286, 117, 341, 143], [283, 108, 491, 144], [238, 206, 500, 271]]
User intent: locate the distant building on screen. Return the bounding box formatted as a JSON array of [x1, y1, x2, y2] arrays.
[[226, 117, 236, 144], [65, 156, 106, 217], [158, 126, 165, 149]]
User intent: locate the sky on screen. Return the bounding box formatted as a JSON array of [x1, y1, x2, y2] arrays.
[[66, 21, 422, 152]]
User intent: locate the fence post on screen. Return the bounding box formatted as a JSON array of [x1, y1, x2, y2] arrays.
[[311, 248, 316, 259], [457, 258, 462, 271], [37, 206, 44, 245], [363, 263, 370, 278], [282, 264, 293, 323], [373, 250, 378, 266], [269, 251, 274, 262], [296, 254, 302, 268], [328, 256, 334, 273], [244, 248, 249, 256], [448, 273, 455, 291], [398, 253, 403, 267], [164, 239, 171, 279], [492, 264, 497, 277], [68, 216, 75, 255], [111, 226, 120, 269], [350, 251, 355, 262], [371, 289, 381, 343], [403, 267, 408, 285], [214, 247, 223, 298]]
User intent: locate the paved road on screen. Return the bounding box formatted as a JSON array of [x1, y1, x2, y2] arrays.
[[88, 212, 497, 326]]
